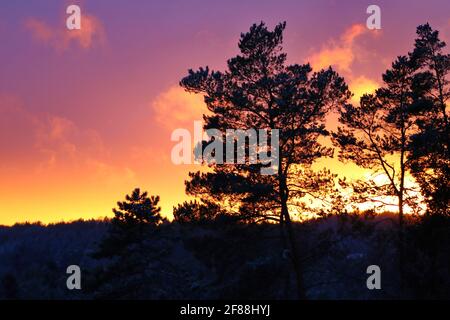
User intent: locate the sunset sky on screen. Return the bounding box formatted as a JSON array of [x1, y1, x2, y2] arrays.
[[1, 0, 449, 225]]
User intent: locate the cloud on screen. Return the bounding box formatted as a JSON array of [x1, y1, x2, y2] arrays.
[[151, 86, 207, 130], [24, 18, 53, 42], [63, 14, 105, 49], [0, 94, 41, 166], [307, 24, 381, 103], [308, 24, 367, 73], [24, 14, 105, 51], [33, 115, 106, 169], [0, 94, 135, 186]]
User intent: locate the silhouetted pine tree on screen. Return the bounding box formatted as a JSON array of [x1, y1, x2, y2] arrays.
[[404, 24, 450, 298], [93, 188, 163, 258], [332, 24, 450, 294], [180, 22, 351, 299], [408, 23, 450, 216], [332, 55, 421, 293], [173, 200, 226, 224]]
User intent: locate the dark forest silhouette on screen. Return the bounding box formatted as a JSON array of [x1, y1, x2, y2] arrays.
[[1, 22, 449, 300], [174, 22, 449, 298]]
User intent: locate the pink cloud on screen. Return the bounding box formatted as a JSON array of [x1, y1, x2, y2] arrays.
[[151, 86, 208, 130], [0, 93, 135, 185], [308, 24, 368, 73], [307, 24, 381, 103], [34, 115, 104, 168], [24, 18, 53, 42], [24, 14, 105, 51]]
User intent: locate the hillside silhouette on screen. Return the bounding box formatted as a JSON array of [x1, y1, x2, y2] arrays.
[[0, 212, 449, 299]]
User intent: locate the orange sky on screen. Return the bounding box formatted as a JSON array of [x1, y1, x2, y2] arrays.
[[0, 1, 449, 225]]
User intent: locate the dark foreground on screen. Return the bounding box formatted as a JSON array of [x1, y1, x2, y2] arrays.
[[0, 213, 449, 300]]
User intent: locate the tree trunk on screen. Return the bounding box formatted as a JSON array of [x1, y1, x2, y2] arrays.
[[398, 126, 406, 296], [398, 193, 405, 295], [282, 203, 306, 299], [277, 161, 306, 299]]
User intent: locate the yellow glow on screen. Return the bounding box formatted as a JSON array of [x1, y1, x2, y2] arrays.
[[349, 76, 379, 104]]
